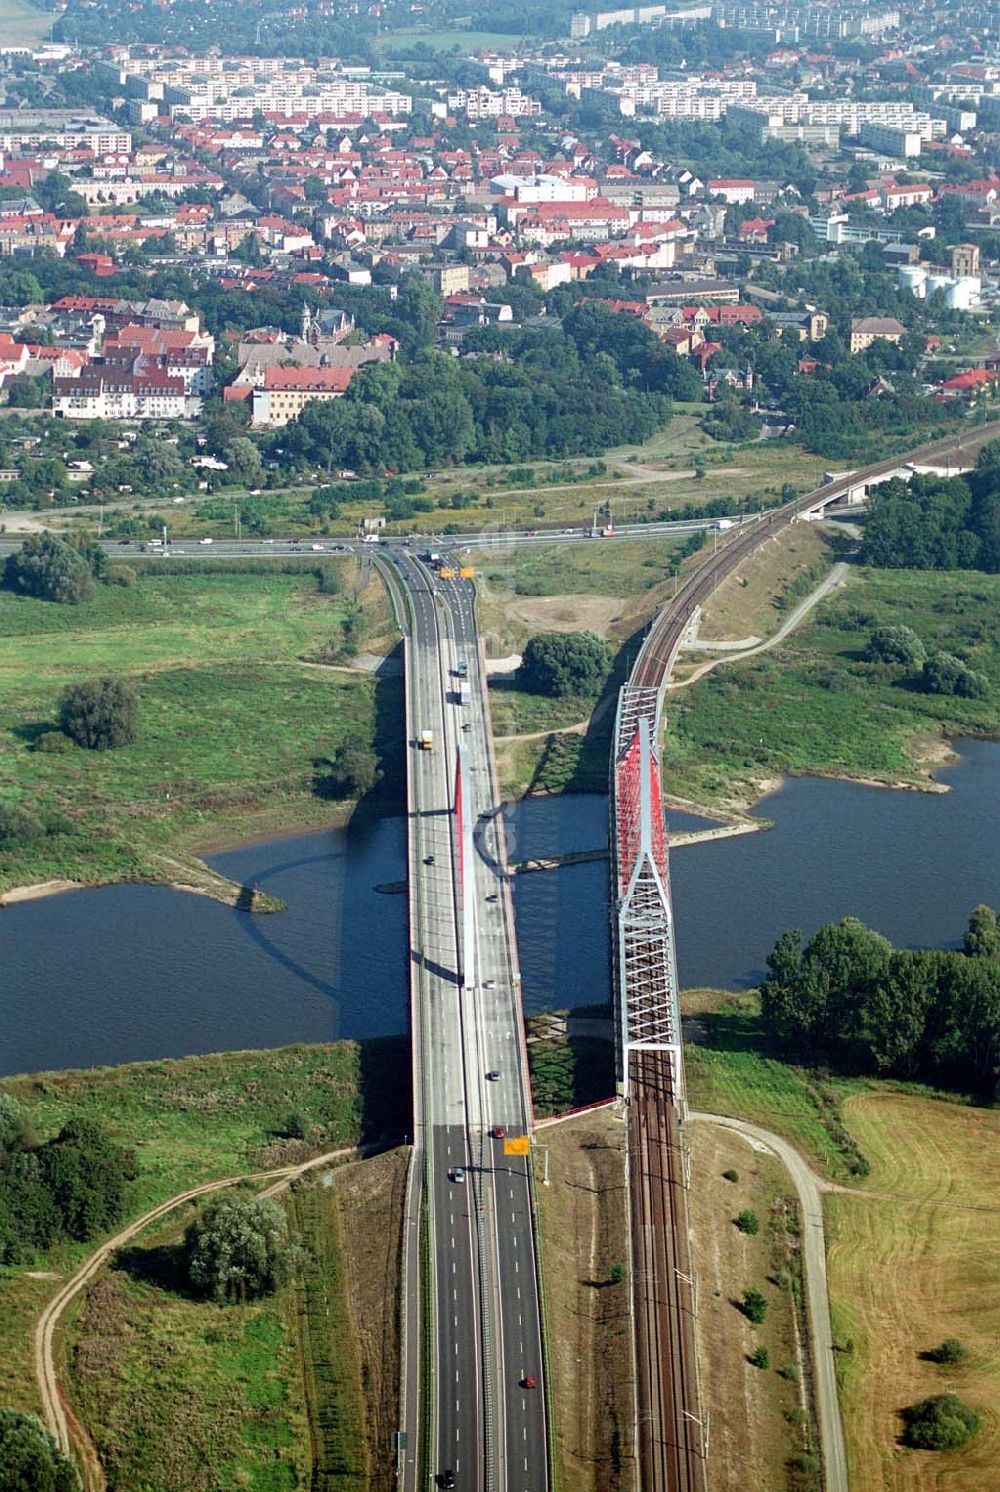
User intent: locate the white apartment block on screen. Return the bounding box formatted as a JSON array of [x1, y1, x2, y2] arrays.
[[0, 111, 131, 154], [447, 88, 542, 119]]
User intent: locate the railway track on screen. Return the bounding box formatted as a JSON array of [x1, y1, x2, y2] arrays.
[[621, 422, 1000, 1492], [630, 1050, 704, 1492]]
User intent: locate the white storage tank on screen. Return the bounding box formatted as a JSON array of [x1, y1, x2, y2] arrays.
[[944, 276, 979, 310], [898, 264, 927, 297], [925, 273, 951, 298]]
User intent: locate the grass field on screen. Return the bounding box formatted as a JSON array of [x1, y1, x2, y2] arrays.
[[66, 1147, 408, 1492], [0, 1039, 410, 1413], [689, 1123, 817, 1491], [0, 0, 51, 44], [663, 566, 1000, 809], [826, 1093, 1000, 1491], [0, 570, 399, 893], [535, 1110, 635, 1492], [682, 990, 871, 1182], [682, 996, 1000, 1488], [49, 418, 830, 547], [70, 1262, 309, 1492]]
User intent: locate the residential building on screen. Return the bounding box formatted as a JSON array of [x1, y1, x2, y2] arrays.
[[850, 315, 905, 353]]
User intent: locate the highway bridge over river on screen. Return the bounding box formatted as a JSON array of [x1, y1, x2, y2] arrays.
[[7, 419, 1000, 1491]]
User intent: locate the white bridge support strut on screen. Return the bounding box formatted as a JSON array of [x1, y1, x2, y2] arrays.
[[612, 688, 684, 1105]]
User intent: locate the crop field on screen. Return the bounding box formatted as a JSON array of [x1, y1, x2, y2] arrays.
[[826, 1092, 1000, 1491], [0, 570, 399, 891], [663, 567, 1000, 809]]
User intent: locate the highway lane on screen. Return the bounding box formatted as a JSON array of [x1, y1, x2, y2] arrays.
[[0, 512, 749, 562], [439, 569, 549, 1492], [403, 554, 484, 1488], [397, 550, 549, 1491]]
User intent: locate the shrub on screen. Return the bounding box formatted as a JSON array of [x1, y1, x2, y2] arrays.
[[740, 1287, 768, 1324], [748, 1345, 770, 1369], [900, 1393, 980, 1451], [722, 1168, 740, 1183], [58, 677, 138, 750], [31, 730, 75, 755], [608, 1262, 626, 1285], [0, 804, 44, 845], [778, 1362, 800, 1383], [924, 1338, 968, 1367], [735, 1209, 760, 1235]]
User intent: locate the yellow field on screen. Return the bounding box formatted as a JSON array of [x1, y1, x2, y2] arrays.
[[826, 1093, 1000, 1491]]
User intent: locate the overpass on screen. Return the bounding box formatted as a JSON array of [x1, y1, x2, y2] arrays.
[[386, 551, 548, 1492]]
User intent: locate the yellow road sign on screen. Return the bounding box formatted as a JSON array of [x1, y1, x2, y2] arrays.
[[460, 565, 475, 578], [439, 566, 457, 579], [503, 1135, 530, 1156]]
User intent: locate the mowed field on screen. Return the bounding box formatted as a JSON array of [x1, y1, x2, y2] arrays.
[[826, 1092, 1000, 1492], [0, 0, 50, 44]]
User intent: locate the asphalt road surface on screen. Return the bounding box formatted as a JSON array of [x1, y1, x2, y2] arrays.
[[398, 551, 548, 1492]]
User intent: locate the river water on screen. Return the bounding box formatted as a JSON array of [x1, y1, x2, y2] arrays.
[[1, 741, 998, 1076]]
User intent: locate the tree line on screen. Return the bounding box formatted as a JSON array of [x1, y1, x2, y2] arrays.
[[760, 906, 1000, 1097], [275, 303, 684, 474], [862, 441, 1000, 573], [0, 1098, 137, 1264]]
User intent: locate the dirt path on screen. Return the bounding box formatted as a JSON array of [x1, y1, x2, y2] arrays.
[[670, 561, 849, 691], [35, 1145, 361, 1489]]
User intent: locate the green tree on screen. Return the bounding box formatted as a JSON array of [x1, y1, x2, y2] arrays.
[[0, 1408, 81, 1492], [735, 1209, 760, 1235], [963, 904, 1000, 959], [748, 1345, 770, 1369], [324, 740, 380, 798], [223, 436, 264, 487], [37, 1117, 136, 1242], [901, 1393, 980, 1451], [519, 631, 612, 698], [58, 677, 138, 750], [864, 624, 925, 666], [185, 1195, 295, 1303], [3, 534, 94, 605]]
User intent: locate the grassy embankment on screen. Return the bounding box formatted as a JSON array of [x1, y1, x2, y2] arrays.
[[688, 1123, 817, 1492], [0, 1040, 409, 1489], [683, 989, 1000, 1490], [535, 1110, 636, 1492], [0, 564, 400, 896], [664, 565, 1000, 811]]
